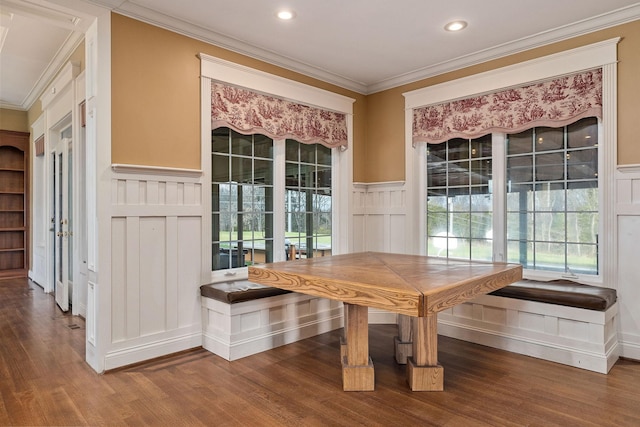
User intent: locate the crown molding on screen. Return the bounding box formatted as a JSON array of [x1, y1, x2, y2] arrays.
[[97, 1, 369, 94], [369, 3, 640, 94], [89, 1, 640, 95], [2, 0, 100, 110]]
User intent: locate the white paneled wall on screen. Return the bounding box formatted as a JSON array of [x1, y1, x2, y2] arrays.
[[105, 169, 204, 369], [616, 165, 640, 361], [352, 182, 407, 254]]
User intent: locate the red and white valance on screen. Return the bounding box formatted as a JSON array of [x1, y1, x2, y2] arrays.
[[412, 68, 602, 144], [211, 82, 348, 148]]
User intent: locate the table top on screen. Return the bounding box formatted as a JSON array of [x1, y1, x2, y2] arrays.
[[248, 252, 522, 317]]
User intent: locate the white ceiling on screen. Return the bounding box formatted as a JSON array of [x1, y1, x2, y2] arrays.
[[1, 0, 640, 111]]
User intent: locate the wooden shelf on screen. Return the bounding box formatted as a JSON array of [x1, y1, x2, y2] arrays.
[[0, 130, 29, 278]]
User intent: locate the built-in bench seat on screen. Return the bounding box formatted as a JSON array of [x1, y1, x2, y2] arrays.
[[201, 278, 617, 311], [200, 279, 343, 361], [200, 280, 291, 304], [490, 279, 617, 311], [437, 278, 619, 373], [201, 277, 619, 373]]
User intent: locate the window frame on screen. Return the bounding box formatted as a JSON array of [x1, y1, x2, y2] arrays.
[[425, 122, 602, 281], [406, 39, 618, 286], [200, 55, 354, 283]]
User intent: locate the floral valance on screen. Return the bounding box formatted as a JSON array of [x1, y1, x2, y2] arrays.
[[211, 82, 348, 148], [413, 68, 602, 144]]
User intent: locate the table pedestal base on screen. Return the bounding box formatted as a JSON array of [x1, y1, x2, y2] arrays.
[[341, 303, 375, 391], [341, 356, 375, 391], [394, 336, 413, 365], [406, 358, 444, 391], [394, 314, 413, 364]]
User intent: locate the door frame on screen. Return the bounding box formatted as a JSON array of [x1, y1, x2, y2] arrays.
[[47, 119, 72, 310], [43, 103, 89, 316], [52, 136, 71, 311]]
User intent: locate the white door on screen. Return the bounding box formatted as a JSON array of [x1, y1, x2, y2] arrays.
[[72, 116, 88, 317], [53, 138, 72, 312]]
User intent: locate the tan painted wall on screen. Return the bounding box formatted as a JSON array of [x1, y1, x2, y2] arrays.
[[0, 109, 29, 133], [111, 14, 367, 176], [109, 15, 639, 182], [365, 20, 640, 182]]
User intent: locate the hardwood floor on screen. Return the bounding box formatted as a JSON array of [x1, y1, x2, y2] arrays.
[[1, 277, 639, 426]]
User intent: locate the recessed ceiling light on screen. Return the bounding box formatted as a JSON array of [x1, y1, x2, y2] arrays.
[[444, 20, 468, 32], [277, 10, 295, 20]]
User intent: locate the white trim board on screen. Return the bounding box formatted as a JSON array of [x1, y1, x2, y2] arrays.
[[403, 37, 620, 109]]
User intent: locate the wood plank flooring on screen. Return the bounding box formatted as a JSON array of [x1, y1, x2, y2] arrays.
[[1, 277, 639, 426]]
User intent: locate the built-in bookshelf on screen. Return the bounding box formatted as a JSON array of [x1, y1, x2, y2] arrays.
[[0, 130, 29, 279]]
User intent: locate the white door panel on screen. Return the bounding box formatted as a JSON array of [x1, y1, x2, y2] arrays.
[[53, 138, 71, 312]]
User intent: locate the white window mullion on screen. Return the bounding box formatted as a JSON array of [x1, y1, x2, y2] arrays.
[[600, 61, 617, 288], [333, 144, 352, 255], [273, 140, 286, 262], [492, 133, 507, 262]]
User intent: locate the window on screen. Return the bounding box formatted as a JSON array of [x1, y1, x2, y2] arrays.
[[506, 118, 598, 274], [202, 54, 354, 278], [425, 117, 599, 277], [211, 128, 274, 270], [426, 135, 493, 260], [409, 39, 616, 284], [285, 140, 332, 259], [211, 129, 333, 271]]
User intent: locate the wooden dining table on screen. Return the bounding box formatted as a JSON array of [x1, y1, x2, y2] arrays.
[[248, 252, 522, 391]]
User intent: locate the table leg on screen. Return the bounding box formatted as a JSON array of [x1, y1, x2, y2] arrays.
[[341, 303, 374, 391], [340, 303, 348, 361], [407, 314, 444, 391], [394, 314, 413, 364]]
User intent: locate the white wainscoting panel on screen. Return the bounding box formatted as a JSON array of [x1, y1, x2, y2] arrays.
[[617, 165, 640, 213], [106, 172, 204, 370], [616, 164, 640, 361], [352, 182, 407, 254]]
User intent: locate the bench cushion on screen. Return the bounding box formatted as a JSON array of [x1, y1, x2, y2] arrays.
[[200, 280, 290, 304], [490, 279, 616, 311]]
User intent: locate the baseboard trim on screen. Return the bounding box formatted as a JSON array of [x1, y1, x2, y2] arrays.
[[368, 308, 397, 324], [620, 339, 640, 362], [104, 332, 202, 371], [438, 321, 618, 374], [203, 314, 344, 361]]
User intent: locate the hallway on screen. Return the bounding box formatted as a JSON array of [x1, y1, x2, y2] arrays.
[[1, 277, 640, 426]]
